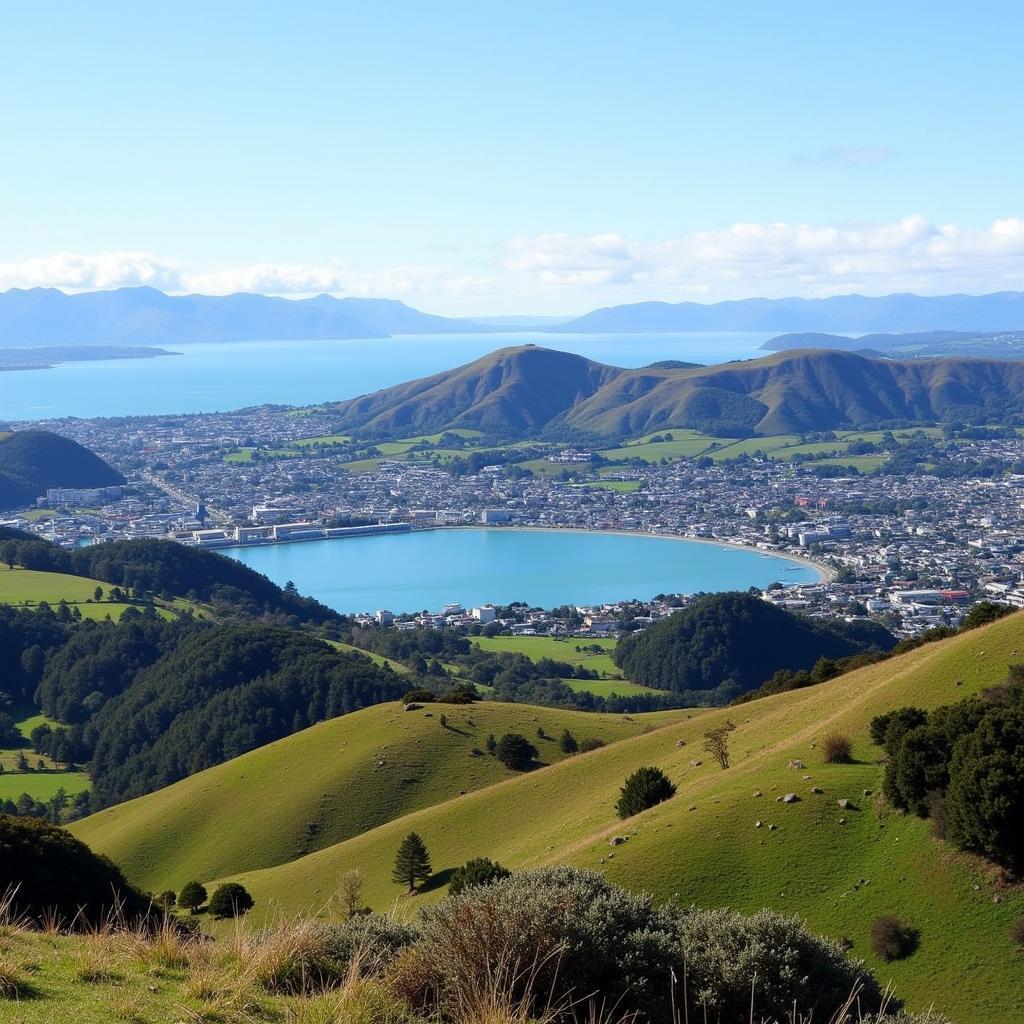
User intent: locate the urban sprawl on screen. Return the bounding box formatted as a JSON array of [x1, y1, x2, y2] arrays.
[[8, 407, 1024, 641]]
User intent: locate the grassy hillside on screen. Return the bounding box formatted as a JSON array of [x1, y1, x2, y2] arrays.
[[71, 702, 682, 893], [198, 614, 1024, 1023]]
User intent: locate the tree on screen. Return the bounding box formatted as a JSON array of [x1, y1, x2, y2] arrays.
[[559, 728, 578, 754], [616, 766, 676, 818], [209, 882, 254, 918], [157, 890, 176, 909], [337, 868, 364, 919], [448, 857, 511, 896], [944, 706, 1024, 871], [93, 586, 103, 602], [494, 733, 538, 771], [485, 733, 497, 754], [702, 721, 736, 770], [178, 880, 207, 913], [392, 832, 432, 892]]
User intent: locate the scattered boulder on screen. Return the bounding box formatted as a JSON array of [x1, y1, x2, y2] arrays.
[[752, 790, 762, 797], [838, 798, 853, 810], [403, 703, 422, 711], [810, 786, 824, 794], [609, 836, 627, 847], [755, 820, 763, 829], [782, 793, 800, 804], [768, 824, 778, 831], [675, 739, 687, 747], [690, 759, 703, 767], [787, 760, 805, 769]]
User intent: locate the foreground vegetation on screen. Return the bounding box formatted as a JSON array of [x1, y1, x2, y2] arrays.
[[153, 612, 1024, 1023], [0, 869, 947, 1024]]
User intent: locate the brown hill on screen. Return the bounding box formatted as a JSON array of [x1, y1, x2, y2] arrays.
[[328, 345, 1024, 438]]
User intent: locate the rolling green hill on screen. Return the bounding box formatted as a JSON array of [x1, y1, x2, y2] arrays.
[[328, 344, 1024, 438], [0, 430, 124, 510], [171, 613, 1024, 1023], [70, 702, 681, 892]]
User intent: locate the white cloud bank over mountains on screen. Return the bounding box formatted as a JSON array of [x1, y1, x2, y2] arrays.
[[2, 215, 1023, 309]]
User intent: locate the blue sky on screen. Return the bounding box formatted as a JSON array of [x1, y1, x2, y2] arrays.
[[1, 1, 1022, 314]]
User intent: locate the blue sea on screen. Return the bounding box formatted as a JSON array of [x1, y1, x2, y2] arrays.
[[3, 331, 774, 420], [224, 528, 821, 614]]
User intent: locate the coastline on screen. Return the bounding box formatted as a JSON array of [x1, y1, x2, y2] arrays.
[[446, 524, 836, 584]]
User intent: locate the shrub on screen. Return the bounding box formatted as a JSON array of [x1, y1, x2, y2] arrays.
[[822, 733, 853, 764], [401, 689, 435, 704], [178, 881, 207, 914], [394, 868, 888, 1024], [323, 913, 420, 978], [208, 882, 254, 918], [675, 906, 884, 1022], [448, 857, 511, 896], [494, 733, 538, 771], [558, 728, 578, 753], [1010, 916, 1024, 947], [438, 684, 477, 704], [398, 867, 681, 1021], [579, 736, 606, 752], [616, 765, 676, 818], [869, 915, 916, 962]]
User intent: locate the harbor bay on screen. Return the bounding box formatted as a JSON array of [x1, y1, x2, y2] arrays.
[[222, 526, 823, 614]]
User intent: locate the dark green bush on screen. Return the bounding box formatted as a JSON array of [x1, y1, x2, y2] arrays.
[[616, 765, 676, 818], [869, 915, 916, 961], [208, 882, 254, 918], [448, 857, 511, 896], [494, 733, 538, 770]]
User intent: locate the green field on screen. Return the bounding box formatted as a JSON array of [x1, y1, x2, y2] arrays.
[[326, 638, 410, 673], [569, 479, 641, 492], [0, 770, 90, 800], [467, 635, 668, 698], [0, 567, 110, 604], [71, 702, 680, 894], [0, 705, 90, 797], [119, 614, 1024, 1023], [0, 567, 178, 620]]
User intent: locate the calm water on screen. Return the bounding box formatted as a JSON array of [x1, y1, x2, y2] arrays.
[[224, 528, 821, 614], [4, 331, 773, 420]]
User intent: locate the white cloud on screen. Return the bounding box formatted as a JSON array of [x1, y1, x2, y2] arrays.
[[0, 251, 185, 291], [497, 216, 1024, 298], [2, 216, 1023, 309], [0, 254, 491, 299]]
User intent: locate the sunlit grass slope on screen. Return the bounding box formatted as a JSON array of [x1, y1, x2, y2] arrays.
[[222, 614, 1024, 1024], [72, 702, 681, 894]]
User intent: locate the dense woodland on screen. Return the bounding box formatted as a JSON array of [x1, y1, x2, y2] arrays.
[[875, 668, 1024, 872], [612, 593, 895, 700], [0, 430, 125, 510], [0, 813, 156, 926], [0, 605, 404, 810], [0, 535, 337, 622]]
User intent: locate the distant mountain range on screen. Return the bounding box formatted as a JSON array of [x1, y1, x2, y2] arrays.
[[550, 291, 1024, 333], [0, 287, 491, 345], [5, 287, 1024, 346], [327, 344, 1024, 437], [762, 329, 1024, 359]]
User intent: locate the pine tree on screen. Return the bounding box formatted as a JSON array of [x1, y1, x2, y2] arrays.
[[392, 831, 432, 891]]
